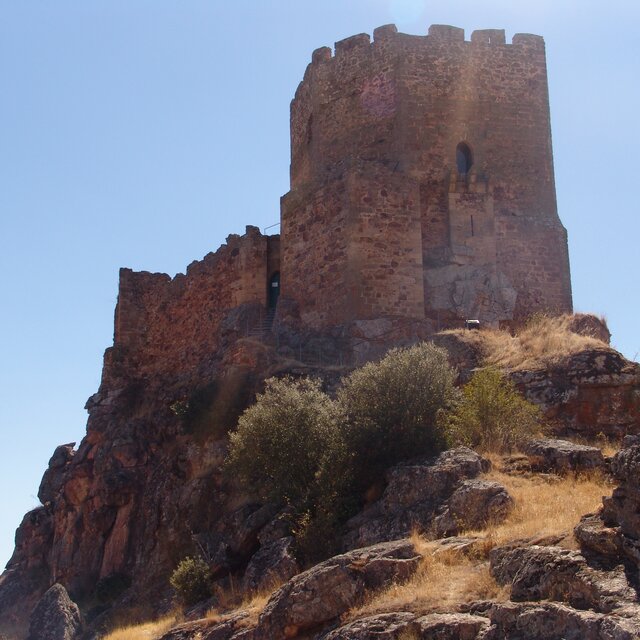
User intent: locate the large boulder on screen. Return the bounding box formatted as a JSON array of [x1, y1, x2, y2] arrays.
[[433, 479, 513, 537], [27, 583, 82, 640], [490, 544, 637, 614], [254, 539, 421, 639], [523, 438, 606, 474], [575, 514, 623, 559], [344, 448, 491, 549], [242, 537, 299, 594], [482, 601, 640, 640]]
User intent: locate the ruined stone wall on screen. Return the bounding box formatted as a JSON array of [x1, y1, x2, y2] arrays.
[[112, 226, 277, 383], [283, 23, 572, 329]]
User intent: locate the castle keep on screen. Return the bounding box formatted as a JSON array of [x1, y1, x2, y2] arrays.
[[115, 24, 572, 377]]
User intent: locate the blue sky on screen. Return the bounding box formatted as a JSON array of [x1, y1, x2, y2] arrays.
[[1, 0, 638, 568]]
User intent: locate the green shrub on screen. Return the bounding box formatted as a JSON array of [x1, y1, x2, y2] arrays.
[[226, 376, 346, 509], [444, 367, 543, 453], [169, 556, 211, 606], [337, 342, 457, 497]]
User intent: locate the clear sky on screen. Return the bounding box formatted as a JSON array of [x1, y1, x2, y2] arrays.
[[1, 0, 639, 568]]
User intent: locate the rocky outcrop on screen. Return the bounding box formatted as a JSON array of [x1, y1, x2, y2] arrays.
[[482, 601, 640, 640], [158, 613, 251, 640], [512, 348, 640, 439], [343, 448, 497, 548], [242, 537, 299, 594], [522, 438, 606, 474], [322, 612, 490, 639], [254, 539, 422, 639], [576, 443, 640, 575], [27, 583, 82, 640], [433, 479, 513, 537], [490, 544, 637, 614], [321, 612, 419, 639]]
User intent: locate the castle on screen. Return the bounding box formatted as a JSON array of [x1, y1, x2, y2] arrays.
[[114, 23, 572, 379]]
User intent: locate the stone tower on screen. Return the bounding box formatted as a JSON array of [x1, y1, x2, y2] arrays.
[[280, 24, 572, 331]]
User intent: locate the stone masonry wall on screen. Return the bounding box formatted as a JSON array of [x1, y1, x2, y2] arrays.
[[283, 23, 572, 328], [112, 226, 277, 383], [281, 166, 424, 329]]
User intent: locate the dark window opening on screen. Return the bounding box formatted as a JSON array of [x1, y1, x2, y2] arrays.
[[268, 272, 280, 311], [306, 115, 313, 145], [456, 142, 473, 174]]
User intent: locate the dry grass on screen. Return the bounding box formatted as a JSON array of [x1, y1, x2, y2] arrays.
[[347, 464, 612, 621], [206, 580, 283, 627], [443, 314, 610, 371], [350, 542, 505, 620], [100, 614, 181, 640], [476, 466, 612, 547]]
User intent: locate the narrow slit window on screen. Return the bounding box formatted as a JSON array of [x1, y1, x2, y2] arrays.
[[456, 142, 473, 174]]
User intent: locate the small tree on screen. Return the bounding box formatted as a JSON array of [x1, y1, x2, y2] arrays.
[[226, 376, 346, 509], [170, 556, 211, 606], [444, 367, 543, 453], [338, 342, 457, 497]]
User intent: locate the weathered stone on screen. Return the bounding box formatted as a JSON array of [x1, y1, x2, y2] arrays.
[[603, 445, 640, 538], [482, 601, 640, 640], [523, 438, 606, 474], [27, 584, 82, 640], [344, 448, 490, 549], [417, 613, 490, 639], [484, 602, 602, 640], [433, 479, 513, 537], [159, 612, 251, 640], [512, 349, 640, 440], [38, 444, 76, 506], [490, 544, 637, 613], [322, 612, 419, 639], [242, 537, 299, 594], [254, 540, 421, 639], [257, 509, 294, 546], [575, 514, 624, 558]]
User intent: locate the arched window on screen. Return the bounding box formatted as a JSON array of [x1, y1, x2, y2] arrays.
[[456, 142, 473, 175], [268, 272, 280, 310]]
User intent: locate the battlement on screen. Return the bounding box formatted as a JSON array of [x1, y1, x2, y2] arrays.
[[306, 24, 544, 69]]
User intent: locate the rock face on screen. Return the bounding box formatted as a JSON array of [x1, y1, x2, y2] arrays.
[[523, 438, 606, 474], [343, 448, 499, 548], [490, 544, 637, 614], [577, 443, 640, 572], [254, 539, 422, 639], [512, 347, 640, 439], [27, 583, 82, 640], [482, 601, 640, 640]]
